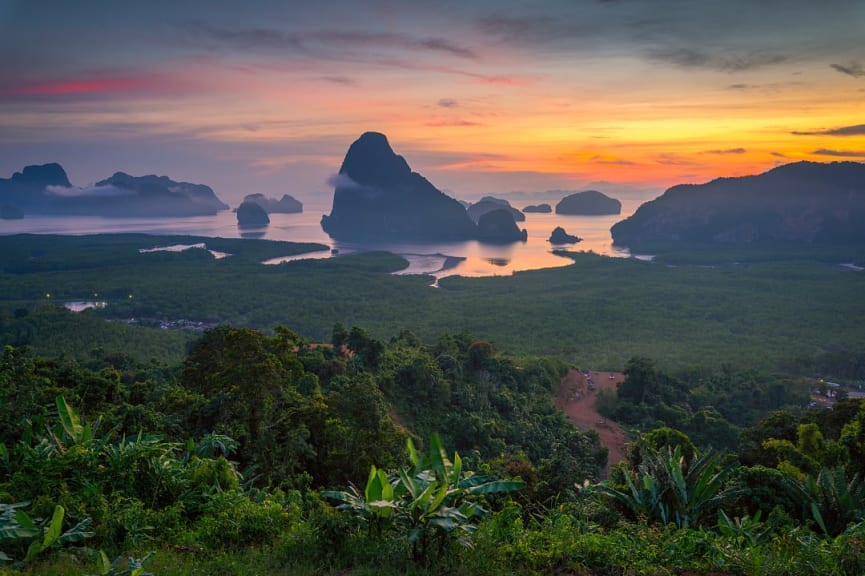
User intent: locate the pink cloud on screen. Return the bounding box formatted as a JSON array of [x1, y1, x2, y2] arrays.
[[0, 72, 187, 98]]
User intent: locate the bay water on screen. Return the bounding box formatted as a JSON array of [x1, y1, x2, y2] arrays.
[[0, 196, 653, 280]]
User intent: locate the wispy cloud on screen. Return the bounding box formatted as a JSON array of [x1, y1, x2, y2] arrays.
[[178, 23, 526, 87], [475, 5, 802, 75], [46, 184, 134, 197], [438, 98, 458, 108], [476, 14, 568, 44], [320, 75, 356, 86], [770, 151, 788, 158], [327, 30, 476, 59], [590, 155, 635, 165], [371, 57, 531, 86], [655, 153, 700, 167], [647, 48, 787, 72], [425, 120, 482, 127], [812, 148, 865, 158], [182, 23, 304, 51], [725, 81, 802, 93], [433, 152, 511, 171], [417, 37, 476, 59], [830, 62, 865, 78], [326, 173, 365, 189], [793, 124, 865, 136], [700, 147, 746, 155], [181, 22, 476, 60]]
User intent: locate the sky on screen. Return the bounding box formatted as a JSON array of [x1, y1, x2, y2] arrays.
[[1, 0, 863, 206]]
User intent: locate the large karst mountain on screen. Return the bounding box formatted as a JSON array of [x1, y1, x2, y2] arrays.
[[321, 132, 478, 241], [321, 132, 525, 243]]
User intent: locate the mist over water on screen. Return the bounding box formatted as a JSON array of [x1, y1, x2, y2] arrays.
[[0, 194, 657, 279]]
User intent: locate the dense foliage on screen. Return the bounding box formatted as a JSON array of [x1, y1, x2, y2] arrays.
[[2, 233, 865, 573], [1, 233, 863, 373], [0, 322, 863, 574], [596, 357, 812, 452]]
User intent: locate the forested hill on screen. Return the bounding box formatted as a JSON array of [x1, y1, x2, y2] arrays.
[[2, 325, 864, 574], [611, 161, 865, 248], [0, 326, 606, 497]]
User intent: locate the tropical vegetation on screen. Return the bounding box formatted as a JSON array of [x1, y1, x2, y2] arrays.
[[0, 322, 861, 574], [1, 232, 864, 573]]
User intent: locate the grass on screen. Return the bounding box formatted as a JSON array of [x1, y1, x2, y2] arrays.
[[9, 519, 865, 576]]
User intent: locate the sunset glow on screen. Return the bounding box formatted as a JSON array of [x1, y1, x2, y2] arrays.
[[1, 0, 863, 203]]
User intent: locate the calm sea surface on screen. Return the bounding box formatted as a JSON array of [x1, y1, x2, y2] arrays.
[[0, 196, 654, 279]]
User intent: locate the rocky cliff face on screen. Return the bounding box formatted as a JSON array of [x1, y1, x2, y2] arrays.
[[611, 161, 865, 247], [321, 132, 477, 241]]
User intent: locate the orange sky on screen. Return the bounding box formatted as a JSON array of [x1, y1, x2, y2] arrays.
[[1, 1, 863, 204]]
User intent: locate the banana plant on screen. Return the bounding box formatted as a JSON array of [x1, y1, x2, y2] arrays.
[[324, 433, 525, 560], [398, 434, 525, 545], [90, 550, 154, 576], [717, 509, 771, 546], [0, 502, 93, 565], [0, 502, 38, 563], [322, 465, 399, 536]]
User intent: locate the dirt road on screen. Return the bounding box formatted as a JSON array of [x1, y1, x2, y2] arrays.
[[555, 369, 629, 478]]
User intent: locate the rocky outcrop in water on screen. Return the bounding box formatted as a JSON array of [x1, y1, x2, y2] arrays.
[[467, 196, 525, 223], [556, 190, 621, 215], [476, 208, 528, 244], [236, 201, 270, 228], [549, 226, 581, 244]]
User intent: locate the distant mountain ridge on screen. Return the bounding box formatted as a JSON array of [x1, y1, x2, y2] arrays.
[[611, 161, 865, 247], [0, 163, 228, 218]]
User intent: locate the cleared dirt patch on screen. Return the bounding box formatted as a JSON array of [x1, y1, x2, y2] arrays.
[[556, 369, 629, 478]]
